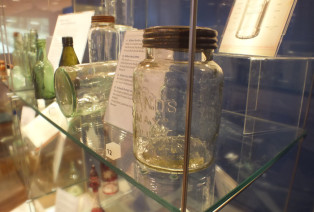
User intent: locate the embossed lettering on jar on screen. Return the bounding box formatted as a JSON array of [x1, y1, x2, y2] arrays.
[[133, 26, 224, 172]]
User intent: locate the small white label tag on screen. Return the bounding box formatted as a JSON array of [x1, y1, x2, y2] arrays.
[[55, 188, 79, 212], [20, 106, 36, 128], [21, 102, 68, 150], [106, 142, 121, 160]]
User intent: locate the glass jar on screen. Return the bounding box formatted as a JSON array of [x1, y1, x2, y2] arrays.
[[133, 26, 224, 173], [54, 62, 117, 118], [88, 15, 119, 62]]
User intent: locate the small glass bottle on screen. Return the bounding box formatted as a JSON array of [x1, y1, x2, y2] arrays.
[[89, 165, 105, 212], [0, 60, 7, 82], [133, 26, 224, 173], [59, 36, 80, 66], [33, 39, 55, 100], [88, 15, 118, 62]]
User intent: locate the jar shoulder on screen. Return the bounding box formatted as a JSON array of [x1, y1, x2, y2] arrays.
[[136, 59, 223, 75]]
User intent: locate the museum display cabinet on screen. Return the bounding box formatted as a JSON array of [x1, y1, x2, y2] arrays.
[[0, 0, 313, 211]]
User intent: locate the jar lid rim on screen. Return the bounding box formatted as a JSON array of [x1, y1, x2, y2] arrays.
[[91, 15, 115, 23], [143, 26, 218, 50]]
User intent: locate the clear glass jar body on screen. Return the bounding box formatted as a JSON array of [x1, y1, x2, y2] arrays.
[[133, 48, 224, 172], [54, 61, 117, 117], [88, 22, 118, 62]]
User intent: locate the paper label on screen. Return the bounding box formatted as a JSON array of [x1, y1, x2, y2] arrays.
[[20, 106, 36, 128], [55, 188, 79, 212], [48, 11, 95, 70], [21, 102, 68, 149], [219, 0, 296, 56], [104, 30, 146, 133], [106, 142, 122, 160]]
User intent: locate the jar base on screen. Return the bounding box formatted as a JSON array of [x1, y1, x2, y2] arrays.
[[134, 135, 213, 173]]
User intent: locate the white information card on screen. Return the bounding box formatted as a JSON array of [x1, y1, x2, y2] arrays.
[[55, 188, 79, 212], [104, 30, 146, 133], [48, 11, 94, 70], [219, 0, 296, 56]]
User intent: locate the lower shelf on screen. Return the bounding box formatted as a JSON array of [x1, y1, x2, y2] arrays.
[[15, 103, 305, 211]]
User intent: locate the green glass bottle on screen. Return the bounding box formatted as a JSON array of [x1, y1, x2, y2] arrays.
[[33, 39, 55, 99], [59, 37, 79, 66]]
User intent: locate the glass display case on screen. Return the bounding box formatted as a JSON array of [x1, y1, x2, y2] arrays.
[[0, 0, 312, 212], [0, 78, 307, 211]]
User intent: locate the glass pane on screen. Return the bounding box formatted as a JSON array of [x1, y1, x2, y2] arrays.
[[11, 86, 305, 211]]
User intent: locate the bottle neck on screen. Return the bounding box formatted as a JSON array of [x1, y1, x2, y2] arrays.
[[63, 43, 73, 47], [36, 44, 47, 61], [147, 48, 213, 62], [63, 44, 74, 49], [13, 37, 23, 51]]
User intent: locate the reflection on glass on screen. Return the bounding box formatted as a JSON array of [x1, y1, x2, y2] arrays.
[[134, 161, 215, 211]]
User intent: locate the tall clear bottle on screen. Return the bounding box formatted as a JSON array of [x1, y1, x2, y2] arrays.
[[21, 33, 33, 89], [33, 39, 55, 100], [88, 15, 118, 62], [96, 0, 134, 53], [28, 29, 38, 79], [59, 36, 80, 66], [10, 32, 27, 90]]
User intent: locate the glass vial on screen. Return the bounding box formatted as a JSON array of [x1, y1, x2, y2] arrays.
[[59, 36, 80, 66], [33, 39, 55, 100], [133, 26, 224, 173], [236, 0, 270, 39], [88, 15, 118, 62]]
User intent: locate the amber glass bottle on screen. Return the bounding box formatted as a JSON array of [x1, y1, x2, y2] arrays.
[[59, 37, 79, 66]]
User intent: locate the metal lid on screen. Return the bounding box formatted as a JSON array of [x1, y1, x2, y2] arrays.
[[143, 26, 218, 50], [91, 15, 115, 23]]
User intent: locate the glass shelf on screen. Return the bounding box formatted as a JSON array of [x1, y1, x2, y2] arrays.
[[9, 84, 305, 212]]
